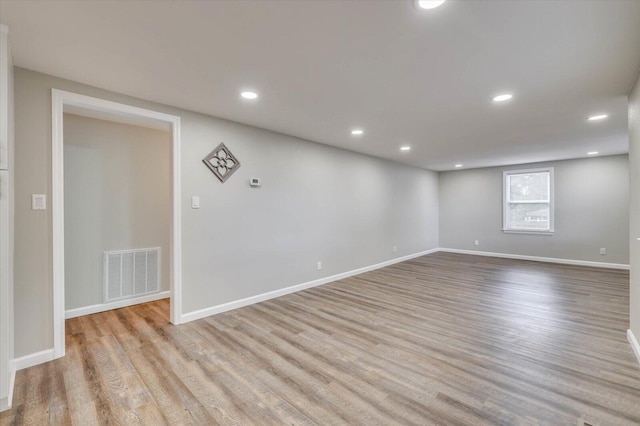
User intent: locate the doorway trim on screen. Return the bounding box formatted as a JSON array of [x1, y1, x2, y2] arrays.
[[51, 89, 182, 358]]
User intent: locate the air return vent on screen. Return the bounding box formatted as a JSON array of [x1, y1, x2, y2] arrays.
[[104, 247, 160, 302]]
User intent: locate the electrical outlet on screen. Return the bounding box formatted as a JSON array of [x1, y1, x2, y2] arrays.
[[393, 246, 397, 253], [317, 261, 322, 271], [32, 194, 46, 210], [191, 196, 200, 209], [599, 248, 607, 255], [474, 240, 479, 246]]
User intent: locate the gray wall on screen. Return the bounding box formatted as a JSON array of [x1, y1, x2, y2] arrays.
[[439, 155, 629, 264], [63, 114, 171, 310], [630, 73, 640, 337], [14, 68, 440, 357]]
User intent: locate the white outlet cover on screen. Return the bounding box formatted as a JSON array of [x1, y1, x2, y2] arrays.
[[32, 194, 46, 210]]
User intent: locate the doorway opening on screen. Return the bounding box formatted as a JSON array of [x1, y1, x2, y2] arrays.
[[51, 90, 182, 359]]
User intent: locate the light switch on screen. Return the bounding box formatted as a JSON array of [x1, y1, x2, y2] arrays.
[[32, 194, 46, 210], [191, 196, 200, 209]]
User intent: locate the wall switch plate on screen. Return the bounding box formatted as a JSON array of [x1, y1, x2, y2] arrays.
[[474, 240, 479, 246], [32, 194, 46, 210], [191, 196, 200, 209], [393, 246, 397, 253], [600, 248, 607, 255], [317, 261, 322, 271]]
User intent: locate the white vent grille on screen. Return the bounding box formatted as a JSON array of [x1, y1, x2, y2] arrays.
[[104, 247, 160, 302]]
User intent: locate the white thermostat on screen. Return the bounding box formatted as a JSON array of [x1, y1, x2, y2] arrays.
[[249, 178, 262, 187]]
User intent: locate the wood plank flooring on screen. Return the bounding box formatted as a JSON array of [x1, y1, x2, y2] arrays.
[[2, 252, 640, 425]]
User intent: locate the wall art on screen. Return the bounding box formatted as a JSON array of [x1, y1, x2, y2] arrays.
[[202, 143, 241, 183]]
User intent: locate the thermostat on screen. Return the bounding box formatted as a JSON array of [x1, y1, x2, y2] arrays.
[[249, 177, 262, 187]]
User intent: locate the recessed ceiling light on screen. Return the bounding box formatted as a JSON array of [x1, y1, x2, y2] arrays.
[[415, 0, 446, 9], [351, 129, 364, 136], [240, 91, 258, 100], [492, 93, 513, 102], [587, 151, 599, 155], [588, 114, 608, 121], [454, 164, 463, 168], [400, 146, 411, 151]]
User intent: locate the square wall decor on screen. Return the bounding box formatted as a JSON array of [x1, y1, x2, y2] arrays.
[[202, 143, 241, 183]]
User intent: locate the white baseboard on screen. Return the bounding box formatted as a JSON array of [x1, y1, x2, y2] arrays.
[[10, 348, 55, 372], [628, 329, 640, 367], [65, 291, 170, 319], [180, 248, 440, 324], [8, 367, 15, 409], [0, 368, 15, 411], [438, 248, 629, 270]]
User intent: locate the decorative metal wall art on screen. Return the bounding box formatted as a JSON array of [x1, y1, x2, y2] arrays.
[[202, 143, 241, 183]]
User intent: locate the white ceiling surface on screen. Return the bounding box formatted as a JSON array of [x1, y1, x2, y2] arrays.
[[1, 0, 640, 171]]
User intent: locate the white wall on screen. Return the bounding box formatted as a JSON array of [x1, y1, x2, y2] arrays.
[[629, 73, 640, 340], [63, 113, 171, 310], [13, 68, 440, 358], [439, 155, 629, 265]]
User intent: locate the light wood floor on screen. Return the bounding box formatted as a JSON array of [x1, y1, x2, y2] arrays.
[[2, 252, 640, 425]]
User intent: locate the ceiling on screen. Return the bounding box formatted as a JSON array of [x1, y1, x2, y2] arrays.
[[1, 0, 640, 171]]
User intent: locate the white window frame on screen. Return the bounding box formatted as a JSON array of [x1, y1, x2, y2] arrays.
[[503, 167, 554, 235]]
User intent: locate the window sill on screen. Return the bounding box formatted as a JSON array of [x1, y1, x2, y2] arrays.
[[502, 229, 554, 236]]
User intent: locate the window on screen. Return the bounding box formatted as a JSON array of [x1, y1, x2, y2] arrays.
[[503, 168, 554, 234]]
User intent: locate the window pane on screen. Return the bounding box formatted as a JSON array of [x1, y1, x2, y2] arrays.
[[509, 203, 549, 230], [509, 173, 548, 201]]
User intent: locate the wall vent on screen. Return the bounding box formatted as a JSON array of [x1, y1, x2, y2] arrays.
[[104, 247, 160, 302]]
